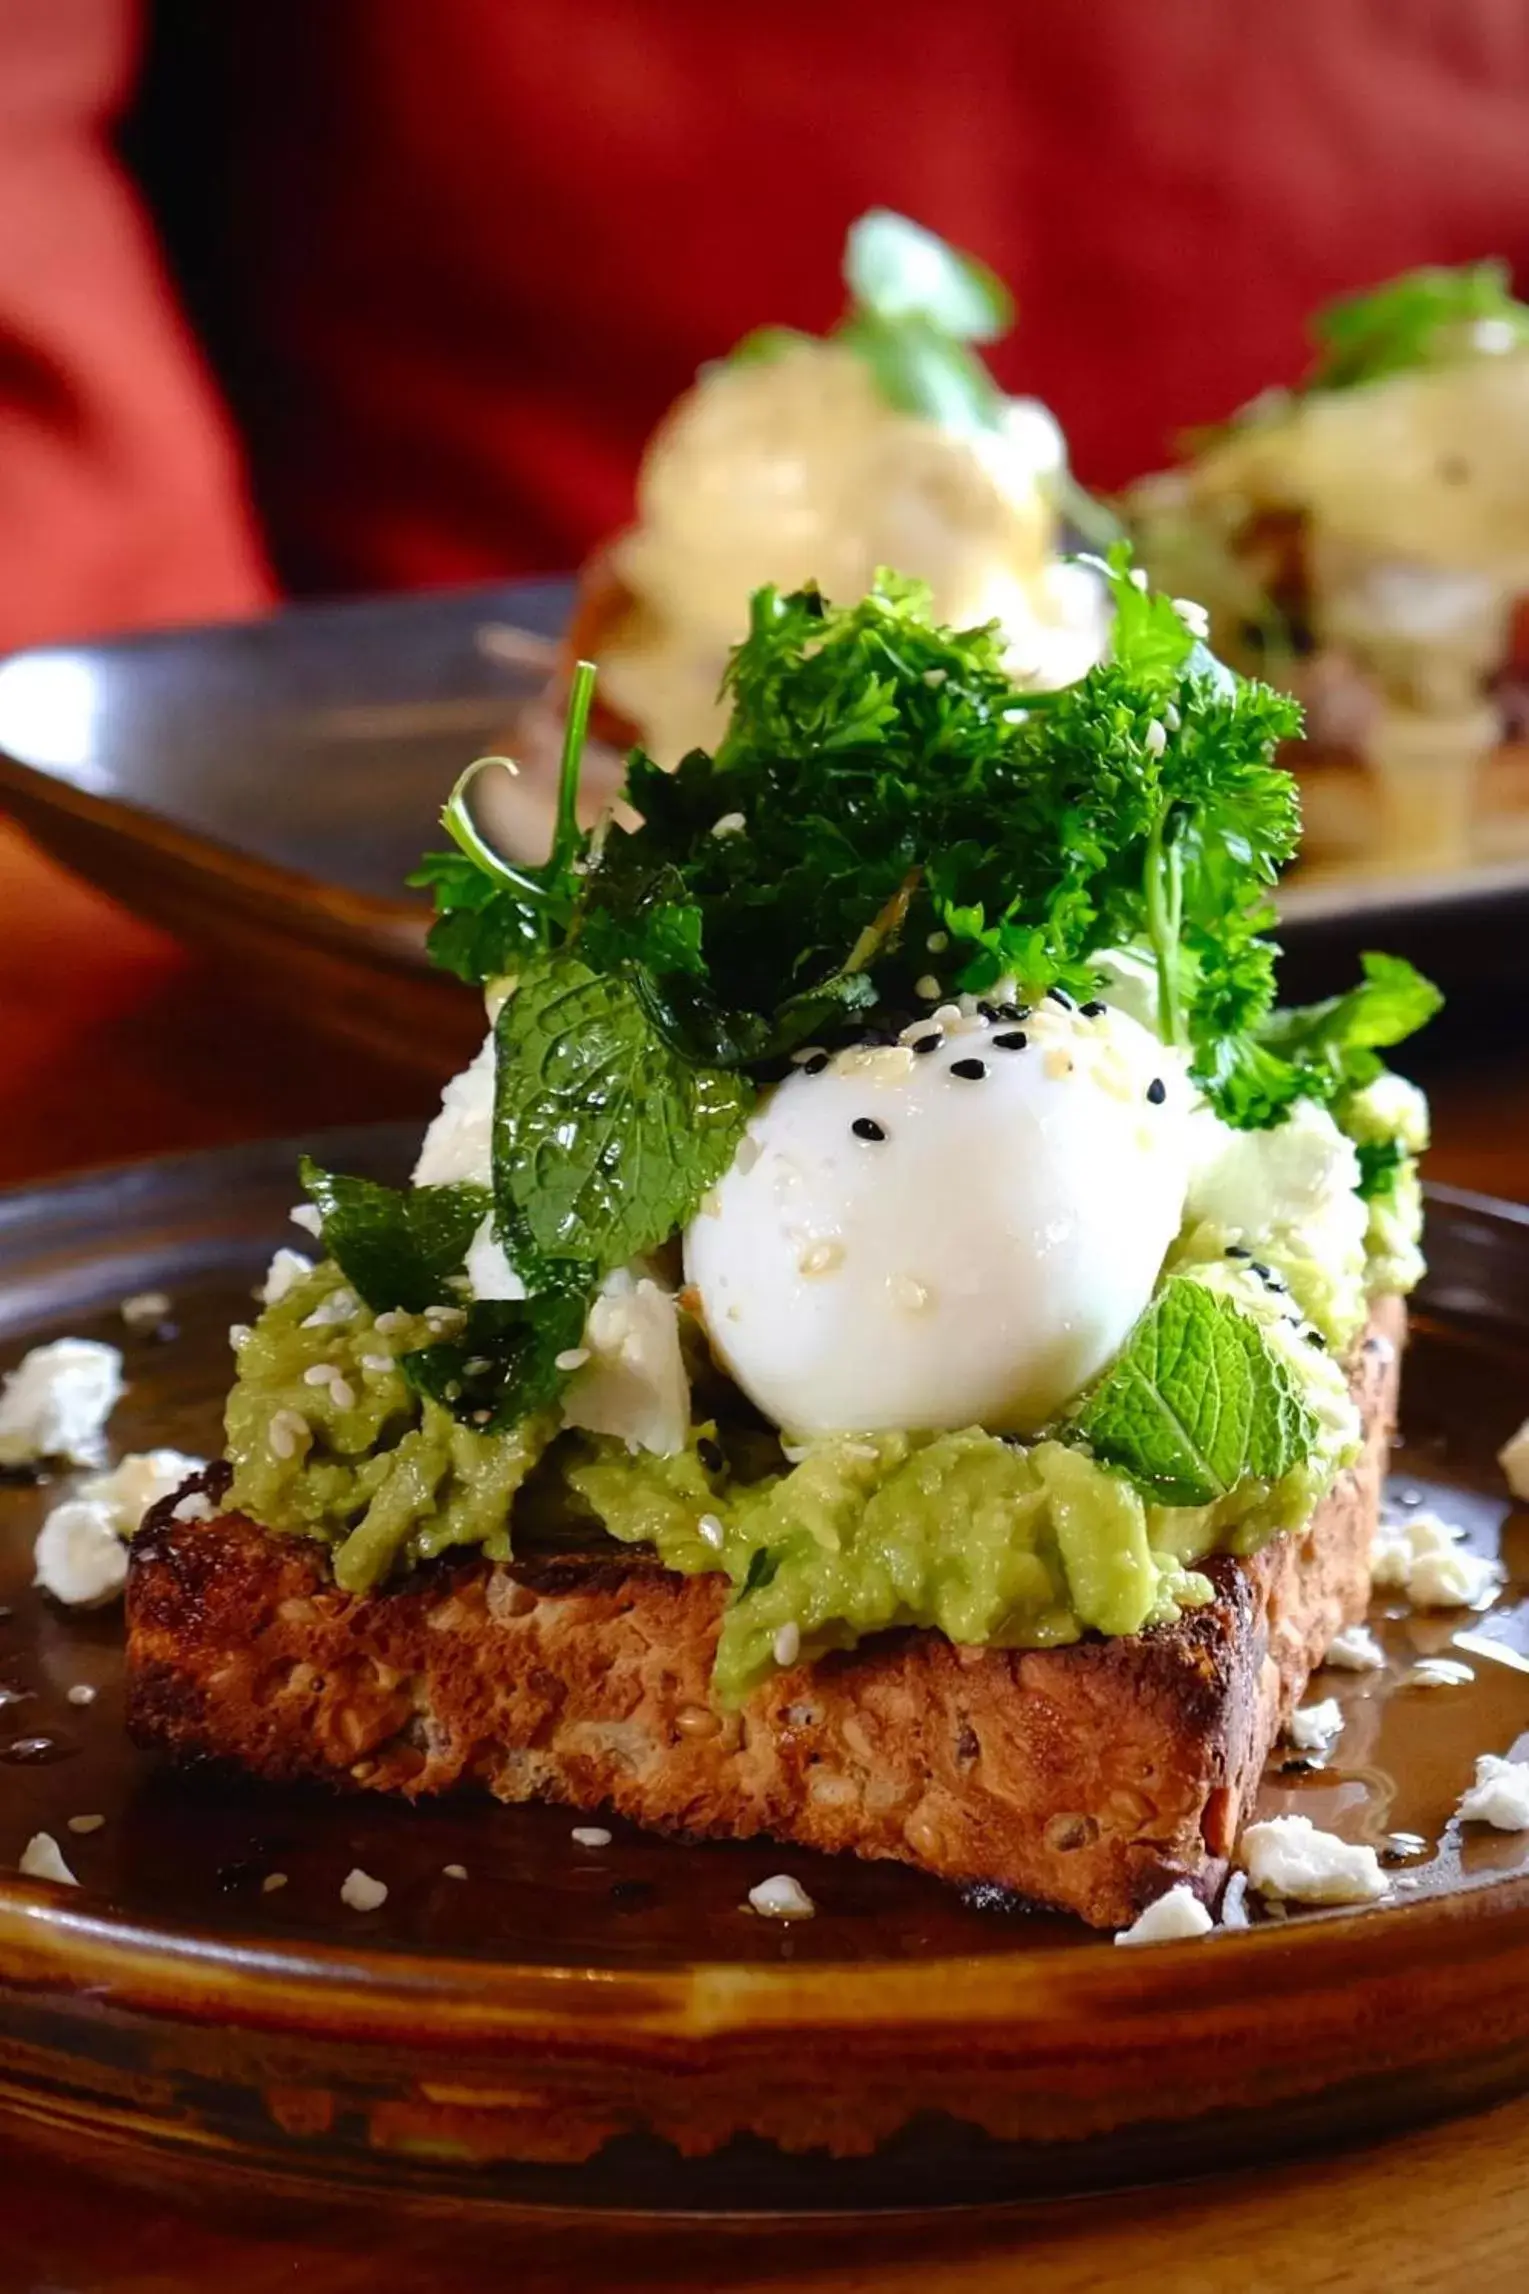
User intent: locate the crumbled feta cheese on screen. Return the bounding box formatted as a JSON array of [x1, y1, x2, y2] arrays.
[[20, 1833, 78, 1886], [561, 1268, 690, 1456], [260, 1248, 313, 1307], [1324, 1623, 1386, 1672], [1371, 1508, 1501, 1609], [1456, 1752, 1529, 1830], [1287, 1698, 1344, 1754], [65, 1683, 97, 1706], [1404, 1656, 1474, 1690], [300, 1287, 359, 1329], [747, 1873, 816, 1920], [289, 1201, 324, 1239], [171, 1490, 214, 1523], [571, 1826, 612, 1848], [413, 1032, 495, 1188], [1501, 1419, 1529, 1502], [1219, 1870, 1251, 1930], [711, 811, 746, 837], [1114, 1883, 1214, 1945], [1240, 1815, 1388, 1906], [340, 1867, 388, 1912], [33, 1447, 203, 1606], [0, 1339, 123, 1468], [463, 1213, 526, 1303], [119, 1290, 171, 1331]]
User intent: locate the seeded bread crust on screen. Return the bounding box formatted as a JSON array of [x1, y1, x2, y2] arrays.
[[124, 1299, 1402, 1929]]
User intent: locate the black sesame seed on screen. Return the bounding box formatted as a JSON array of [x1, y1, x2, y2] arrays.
[[1046, 987, 1074, 1009], [950, 1058, 987, 1081], [1305, 1329, 1326, 1349], [977, 1001, 999, 1021], [911, 1032, 940, 1055], [1250, 1261, 1272, 1280], [1226, 1245, 1251, 1260], [697, 1436, 724, 1474], [993, 1030, 1029, 1051], [803, 1052, 830, 1076], [1145, 1077, 1167, 1105], [1080, 1000, 1107, 1018], [851, 1117, 887, 1142]]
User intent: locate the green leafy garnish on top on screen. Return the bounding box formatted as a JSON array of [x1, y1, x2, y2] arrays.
[[1305, 259, 1529, 394], [1073, 1277, 1319, 1510], [297, 1159, 487, 1315]]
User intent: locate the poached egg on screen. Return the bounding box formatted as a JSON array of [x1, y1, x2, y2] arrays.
[[684, 996, 1192, 1438]]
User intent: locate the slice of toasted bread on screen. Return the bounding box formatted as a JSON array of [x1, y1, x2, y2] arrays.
[[125, 1300, 1402, 1928]]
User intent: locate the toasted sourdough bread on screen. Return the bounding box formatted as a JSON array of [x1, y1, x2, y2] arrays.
[[125, 1298, 1402, 1928]]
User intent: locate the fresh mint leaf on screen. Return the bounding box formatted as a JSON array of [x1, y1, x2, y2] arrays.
[[836, 311, 1006, 434], [843, 209, 1013, 343], [401, 1285, 588, 1431], [298, 1159, 488, 1314], [1073, 1277, 1319, 1509], [1307, 260, 1529, 394], [408, 850, 550, 984], [493, 954, 751, 1269]]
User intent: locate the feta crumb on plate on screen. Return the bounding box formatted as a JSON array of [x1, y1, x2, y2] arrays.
[[261, 1248, 314, 1307], [571, 1826, 612, 1848], [1500, 1419, 1529, 1502], [19, 1833, 78, 1887], [119, 1290, 171, 1331], [33, 1448, 205, 1608], [747, 1873, 816, 1921], [1324, 1623, 1386, 1672], [340, 1868, 388, 1912], [289, 1202, 324, 1239], [1371, 1508, 1501, 1609], [1240, 1814, 1388, 1906], [1114, 1883, 1213, 1946], [1287, 1697, 1344, 1754], [1455, 1753, 1529, 1831], [0, 1339, 123, 1468]]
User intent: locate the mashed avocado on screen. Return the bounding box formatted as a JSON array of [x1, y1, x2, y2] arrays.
[[223, 1229, 1362, 1701]]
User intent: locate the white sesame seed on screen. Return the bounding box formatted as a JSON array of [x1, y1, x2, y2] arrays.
[[267, 1408, 309, 1461], [340, 1868, 388, 1912], [926, 930, 949, 953], [328, 1378, 356, 1412], [889, 1274, 932, 1313], [1128, 567, 1150, 592], [774, 1621, 802, 1667], [361, 1354, 392, 1374], [697, 1512, 726, 1550], [66, 1684, 97, 1706], [554, 1347, 591, 1372], [572, 1826, 612, 1848], [748, 1872, 815, 1920], [301, 1288, 359, 1329], [261, 1872, 288, 1893], [228, 1323, 252, 1349], [373, 1310, 407, 1335], [303, 1363, 339, 1386], [797, 1240, 844, 1278], [899, 1020, 942, 1046], [1143, 718, 1168, 757], [1173, 595, 1211, 637], [67, 1813, 105, 1835], [922, 667, 948, 688], [443, 1863, 468, 1880], [933, 1001, 964, 1027], [1164, 702, 1182, 732], [171, 1491, 214, 1523], [915, 975, 942, 1001], [471, 1408, 492, 1425], [711, 811, 746, 837]]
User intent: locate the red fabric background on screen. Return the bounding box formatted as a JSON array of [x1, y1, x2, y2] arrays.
[[5, 0, 1529, 645]]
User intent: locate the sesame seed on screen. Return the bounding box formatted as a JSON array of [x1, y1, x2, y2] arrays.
[[303, 1362, 337, 1386], [774, 1621, 802, 1667], [228, 1323, 252, 1349], [889, 1274, 931, 1313], [471, 1408, 492, 1425], [261, 1871, 288, 1893], [915, 975, 942, 1001], [1143, 718, 1168, 757], [697, 1512, 726, 1550], [66, 1684, 97, 1707], [933, 1001, 963, 1026], [926, 930, 949, 952], [373, 1310, 407, 1335], [1146, 1077, 1167, 1105], [1174, 596, 1211, 637], [911, 1032, 940, 1054], [443, 1864, 468, 1880], [851, 1116, 887, 1142], [120, 1290, 171, 1331], [798, 1240, 844, 1277], [1047, 987, 1074, 1009], [267, 1409, 308, 1461], [696, 1437, 724, 1473], [949, 1058, 987, 1081], [67, 1813, 105, 1835], [361, 1353, 392, 1374], [993, 1029, 1028, 1051], [1226, 1245, 1251, 1260], [1250, 1261, 1272, 1280], [572, 1826, 613, 1848], [554, 1347, 591, 1372], [328, 1378, 356, 1411], [803, 1052, 830, 1076], [711, 811, 746, 838], [1080, 1000, 1107, 1018], [1305, 1329, 1326, 1348]]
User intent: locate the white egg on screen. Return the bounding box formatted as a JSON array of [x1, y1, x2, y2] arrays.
[[684, 1000, 1192, 1438]]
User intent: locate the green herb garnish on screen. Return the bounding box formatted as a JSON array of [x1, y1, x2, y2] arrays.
[[1306, 259, 1529, 394], [1073, 1278, 1318, 1509], [297, 1160, 488, 1315]]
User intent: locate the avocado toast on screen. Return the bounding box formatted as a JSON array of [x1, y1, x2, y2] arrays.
[[125, 555, 1438, 1928]]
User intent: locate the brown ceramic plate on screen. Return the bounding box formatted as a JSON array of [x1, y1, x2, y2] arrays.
[[1, 1139, 1528, 2214]]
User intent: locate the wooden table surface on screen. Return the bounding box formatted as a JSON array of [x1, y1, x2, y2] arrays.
[[3, 815, 1529, 2292]]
